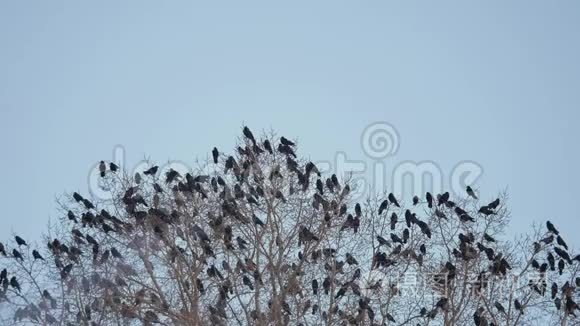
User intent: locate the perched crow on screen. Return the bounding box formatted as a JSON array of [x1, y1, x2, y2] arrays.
[[388, 193, 400, 207], [143, 166, 159, 176], [263, 140, 273, 154], [12, 249, 23, 261], [10, 276, 20, 292], [426, 192, 433, 208], [412, 196, 419, 205], [280, 136, 295, 146], [32, 250, 45, 260], [546, 221, 559, 235], [99, 161, 106, 177], [109, 162, 118, 172], [15, 236, 27, 246], [557, 235, 568, 250], [243, 126, 256, 145], [376, 236, 389, 247], [466, 186, 478, 199], [73, 192, 84, 202], [378, 200, 389, 215], [212, 147, 219, 164]]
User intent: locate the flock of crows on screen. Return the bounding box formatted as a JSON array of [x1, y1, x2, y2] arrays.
[[0, 126, 579, 326]]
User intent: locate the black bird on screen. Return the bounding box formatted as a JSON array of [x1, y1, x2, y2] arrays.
[[109, 162, 118, 172], [487, 198, 500, 209], [0, 242, 5, 256], [73, 192, 84, 202], [376, 236, 389, 247], [466, 186, 478, 199], [546, 221, 559, 235], [514, 299, 524, 314], [32, 250, 44, 260], [551, 282, 558, 299], [495, 302, 506, 314], [378, 200, 389, 215], [554, 247, 572, 263], [82, 199, 95, 210], [390, 213, 397, 230], [99, 161, 106, 177], [434, 209, 447, 219], [212, 147, 219, 164], [312, 279, 319, 295], [316, 179, 324, 194], [280, 136, 295, 146], [388, 193, 400, 207], [166, 169, 180, 183], [438, 192, 450, 205], [355, 203, 362, 217], [243, 126, 256, 145], [334, 287, 347, 299], [391, 233, 403, 244], [67, 210, 78, 223], [15, 236, 27, 246], [483, 233, 496, 242], [426, 192, 433, 208], [346, 253, 358, 265], [557, 235, 568, 250], [413, 196, 419, 205], [10, 276, 20, 292], [263, 140, 273, 154], [547, 253, 556, 271], [253, 215, 265, 227], [143, 166, 159, 176], [12, 249, 23, 261]]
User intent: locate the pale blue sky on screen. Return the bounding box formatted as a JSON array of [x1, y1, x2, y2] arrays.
[[1, 1, 579, 247]]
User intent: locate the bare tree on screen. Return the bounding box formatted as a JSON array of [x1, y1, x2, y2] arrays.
[[0, 127, 578, 326]]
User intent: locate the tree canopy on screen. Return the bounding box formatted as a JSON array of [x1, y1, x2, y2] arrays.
[[0, 127, 578, 326]]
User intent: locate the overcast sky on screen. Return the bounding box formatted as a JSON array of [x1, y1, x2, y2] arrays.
[[1, 1, 579, 248]]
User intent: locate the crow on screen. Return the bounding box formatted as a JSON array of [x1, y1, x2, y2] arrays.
[[253, 215, 265, 227], [99, 161, 106, 177], [378, 200, 389, 215], [32, 250, 45, 260], [413, 196, 419, 205], [390, 213, 397, 230], [243, 127, 256, 145], [546, 221, 559, 235], [557, 235, 568, 250], [280, 136, 295, 146], [15, 236, 27, 246], [487, 198, 500, 209], [312, 279, 318, 295], [466, 186, 478, 199], [143, 166, 159, 176], [495, 302, 506, 314], [438, 192, 450, 205], [554, 247, 572, 263], [376, 236, 389, 247], [0, 242, 5, 256], [212, 147, 219, 164], [10, 276, 20, 292], [263, 140, 273, 154], [73, 192, 84, 202], [109, 162, 118, 172], [483, 233, 496, 242], [388, 193, 400, 207], [12, 249, 23, 261], [426, 192, 433, 208]]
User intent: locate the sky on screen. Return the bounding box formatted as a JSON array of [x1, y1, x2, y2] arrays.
[[0, 1, 579, 249]]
